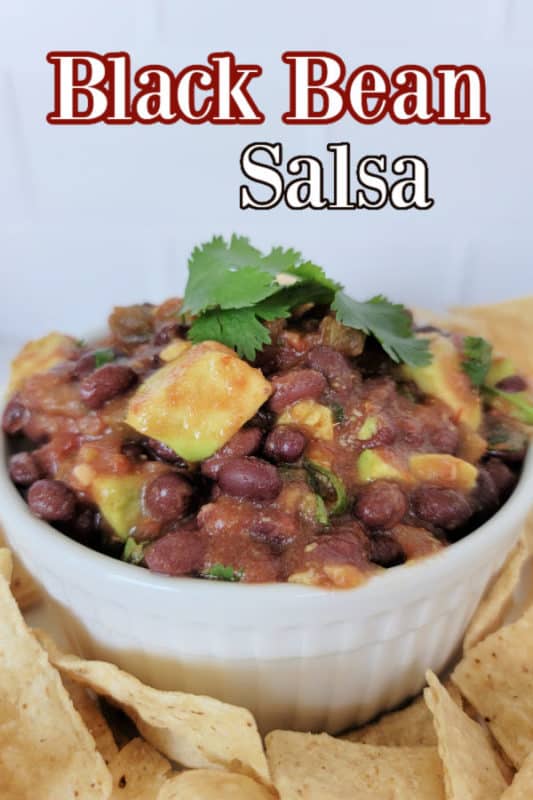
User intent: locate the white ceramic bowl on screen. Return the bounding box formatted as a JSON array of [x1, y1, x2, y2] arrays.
[[1, 431, 532, 734]]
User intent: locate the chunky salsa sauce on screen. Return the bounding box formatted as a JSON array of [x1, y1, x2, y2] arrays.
[[2, 299, 530, 587]]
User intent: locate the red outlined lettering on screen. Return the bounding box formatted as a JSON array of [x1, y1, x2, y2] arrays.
[[433, 64, 491, 124], [282, 51, 346, 124]]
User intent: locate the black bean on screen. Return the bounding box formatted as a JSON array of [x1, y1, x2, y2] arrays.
[[121, 441, 148, 462], [201, 428, 262, 479], [495, 375, 528, 393], [8, 452, 42, 487], [268, 369, 327, 414], [2, 397, 30, 435], [471, 467, 499, 512], [411, 486, 472, 530], [144, 437, 186, 465], [263, 426, 307, 463], [153, 324, 179, 346], [145, 529, 205, 575], [217, 457, 282, 500], [80, 364, 137, 409], [72, 507, 99, 544], [144, 473, 192, 521], [484, 458, 516, 498], [28, 479, 76, 521], [369, 533, 405, 567], [355, 481, 408, 529]]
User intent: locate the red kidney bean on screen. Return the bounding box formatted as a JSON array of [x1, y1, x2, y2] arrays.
[[495, 375, 528, 393], [8, 452, 42, 487], [411, 486, 472, 530], [144, 529, 205, 575], [307, 524, 369, 566], [201, 428, 262, 479], [263, 426, 307, 463], [306, 346, 353, 385], [429, 423, 459, 455], [2, 397, 30, 435], [368, 533, 405, 567], [484, 458, 516, 498], [355, 481, 407, 529], [144, 473, 192, 521], [80, 364, 137, 409], [217, 457, 282, 500], [28, 479, 76, 521], [268, 369, 327, 414]]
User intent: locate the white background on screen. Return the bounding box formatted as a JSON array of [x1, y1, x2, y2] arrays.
[[0, 0, 532, 377]]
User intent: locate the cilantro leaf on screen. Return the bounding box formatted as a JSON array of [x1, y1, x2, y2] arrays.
[[203, 563, 243, 582], [260, 245, 302, 274], [461, 336, 493, 387], [284, 261, 342, 293], [332, 293, 431, 367], [94, 348, 116, 368], [183, 235, 277, 314]]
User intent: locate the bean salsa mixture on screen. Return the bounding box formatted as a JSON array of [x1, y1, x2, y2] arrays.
[[3, 238, 533, 587]]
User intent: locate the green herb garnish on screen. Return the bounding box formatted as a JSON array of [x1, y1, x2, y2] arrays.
[[461, 336, 493, 387], [332, 293, 432, 367], [484, 386, 533, 425], [203, 563, 244, 582], [183, 235, 430, 367], [122, 537, 147, 565], [304, 460, 348, 516], [329, 403, 345, 423], [94, 348, 116, 369], [76, 338, 87, 349]]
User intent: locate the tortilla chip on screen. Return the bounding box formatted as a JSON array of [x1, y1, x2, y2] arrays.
[[0, 529, 41, 611], [35, 631, 270, 784], [452, 605, 533, 769], [0, 548, 13, 582], [157, 770, 274, 799], [424, 671, 507, 800], [501, 751, 533, 799], [452, 297, 533, 378], [266, 731, 445, 799], [108, 738, 172, 799], [0, 566, 111, 799], [463, 535, 529, 650], [343, 681, 462, 747], [63, 678, 118, 765]]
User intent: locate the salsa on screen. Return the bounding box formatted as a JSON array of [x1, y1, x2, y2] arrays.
[[3, 240, 532, 588]]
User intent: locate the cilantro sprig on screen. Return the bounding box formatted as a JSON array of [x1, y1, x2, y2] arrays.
[[461, 336, 493, 387], [183, 235, 431, 367]]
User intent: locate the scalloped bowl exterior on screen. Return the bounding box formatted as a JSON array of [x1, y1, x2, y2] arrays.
[[1, 431, 531, 734]]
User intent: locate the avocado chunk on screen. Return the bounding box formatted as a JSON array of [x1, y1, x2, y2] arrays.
[[485, 356, 515, 388], [278, 400, 334, 441], [402, 334, 482, 430], [126, 341, 272, 462], [357, 448, 412, 484], [9, 332, 78, 394], [409, 453, 478, 491], [92, 474, 145, 540], [484, 357, 533, 424]]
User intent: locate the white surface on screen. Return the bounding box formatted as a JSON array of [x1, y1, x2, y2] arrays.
[[2, 427, 532, 734], [0, 0, 532, 350]]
